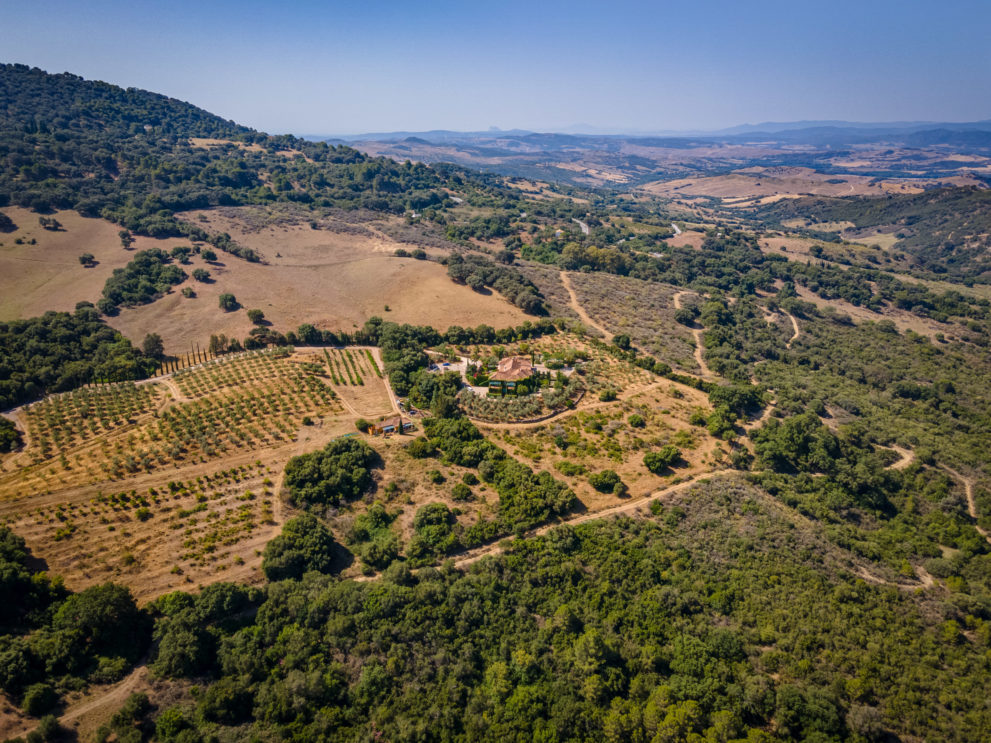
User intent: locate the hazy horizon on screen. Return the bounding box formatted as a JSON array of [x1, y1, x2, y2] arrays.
[[3, 0, 990, 136]]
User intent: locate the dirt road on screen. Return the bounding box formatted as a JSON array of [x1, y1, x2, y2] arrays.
[[672, 291, 716, 379], [559, 271, 610, 337], [784, 311, 800, 348], [454, 470, 736, 567], [943, 466, 990, 544]]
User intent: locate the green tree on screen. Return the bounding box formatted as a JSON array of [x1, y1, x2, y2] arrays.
[[218, 293, 238, 311], [283, 438, 380, 508], [589, 469, 622, 493], [247, 309, 265, 325], [52, 583, 146, 660], [141, 333, 164, 359], [262, 513, 340, 581], [0, 418, 22, 453]]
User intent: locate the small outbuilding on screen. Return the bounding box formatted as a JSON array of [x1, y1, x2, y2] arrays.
[[371, 416, 412, 435]]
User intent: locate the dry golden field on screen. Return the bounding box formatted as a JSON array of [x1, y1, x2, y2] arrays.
[[107, 208, 529, 354], [0, 207, 178, 320]]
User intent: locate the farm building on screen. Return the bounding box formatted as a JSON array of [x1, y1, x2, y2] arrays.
[[488, 356, 535, 395], [371, 415, 412, 435]]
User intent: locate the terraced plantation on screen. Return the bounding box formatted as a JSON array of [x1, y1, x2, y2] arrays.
[[0, 348, 351, 599]]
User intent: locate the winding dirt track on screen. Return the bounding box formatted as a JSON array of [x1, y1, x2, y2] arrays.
[[943, 466, 990, 544], [2, 664, 150, 741], [784, 311, 800, 349], [886, 445, 916, 471], [453, 470, 736, 568], [559, 271, 610, 338], [672, 291, 716, 379]]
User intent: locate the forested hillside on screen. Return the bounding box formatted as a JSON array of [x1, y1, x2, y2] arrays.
[[758, 187, 991, 280], [0, 64, 502, 241]]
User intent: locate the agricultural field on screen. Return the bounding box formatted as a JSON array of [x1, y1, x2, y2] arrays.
[[639, 166, 970, 204], [319, 347, 395, 418], [484, 379, 723, 511], [0, 347, 357, 600]]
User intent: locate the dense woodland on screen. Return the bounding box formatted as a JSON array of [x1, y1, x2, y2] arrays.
[[757, 187, 991, 280], [0, 64, 519, 247], [0, 306, 157, 410], [1, 65, 990, 742]]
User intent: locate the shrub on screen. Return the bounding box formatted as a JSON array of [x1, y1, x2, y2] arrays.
[[201, 249, 217, 262], [598, 389, 617, 402], [451, 483, 473, 502], [408, 503, 458, 562], [218, 293, 238, 311], [554, 460, 586, 477], [355, 418, 371, 432], [426, 469, 445, 484], [22, 682, 58, 716], [644, 445, 681, 474], [79, 253, 95, 266], [462, 472, 479, 486], [628, 413, 646, 428], [156, 706, 192, 740], [198, 678, 252, 725], [405, 437, 437, 459], [247, 309, 265, 324], [192, 268, 210, 282], [589, 469, 622, 493]]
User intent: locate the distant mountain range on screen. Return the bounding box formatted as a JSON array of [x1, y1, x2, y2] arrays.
[[313, 119, 991, 144]]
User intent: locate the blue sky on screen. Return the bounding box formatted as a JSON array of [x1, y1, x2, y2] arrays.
[[2, 0, 989, 135]]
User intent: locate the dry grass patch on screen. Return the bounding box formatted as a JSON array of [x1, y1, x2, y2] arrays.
[[107, 207, 529, 354], [0, 207, 178, 320]]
